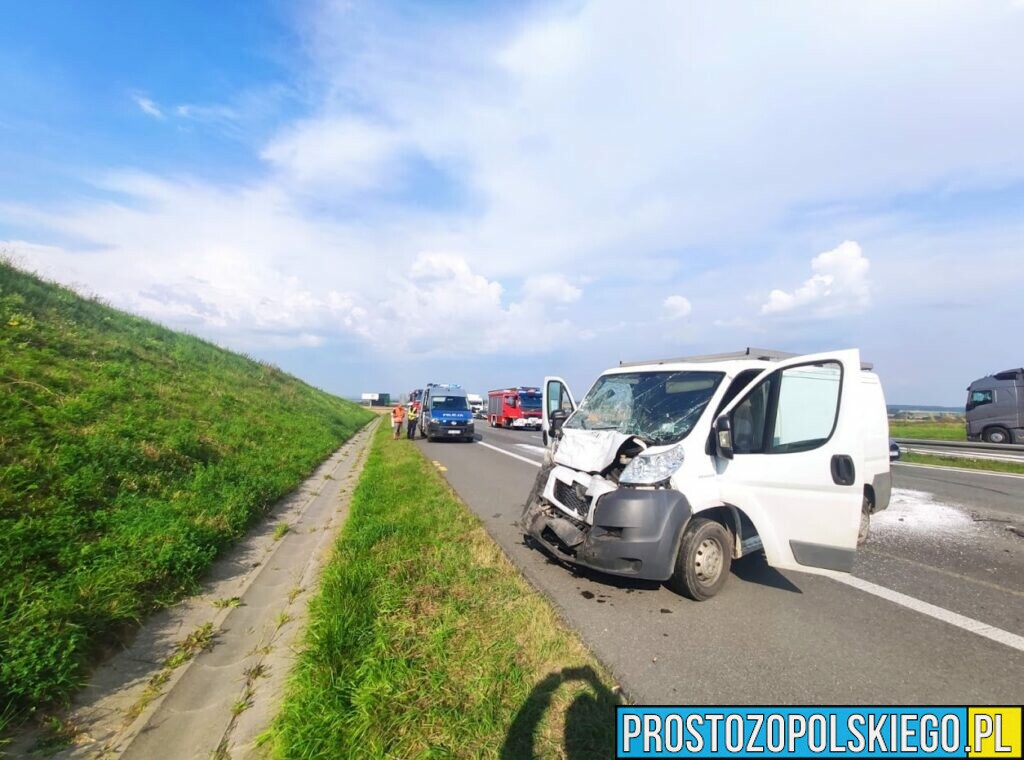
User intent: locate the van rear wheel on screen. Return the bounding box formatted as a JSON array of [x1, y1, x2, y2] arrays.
[[667, 517, 732, 601], [984, 426, 1011, 444]]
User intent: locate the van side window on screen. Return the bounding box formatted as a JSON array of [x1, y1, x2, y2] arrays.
[[770, 362, 841, 453], [731, 379, 771, 454], [967, 390, 993, 410], [730, 361, 842, 455]]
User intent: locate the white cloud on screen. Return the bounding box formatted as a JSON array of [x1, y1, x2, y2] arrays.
[[523, 274, 582, 304], [292, 0, 1024, 281], [663, 294, 693, 320], [261, 117, 406, 190], [10, 1, 1024, 376], [369, 253, 578, 354], [761, 241, 870, 317], [132, 94, 164, 119]]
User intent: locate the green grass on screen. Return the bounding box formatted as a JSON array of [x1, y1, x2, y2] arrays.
[[0, 261, 374, 723], [269, 422, 620, 759], [888, 420, 965, 440], [900, 452, 1024, 475]]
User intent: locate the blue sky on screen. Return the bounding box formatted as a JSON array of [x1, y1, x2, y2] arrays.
[[3, 1, 1024, 405]]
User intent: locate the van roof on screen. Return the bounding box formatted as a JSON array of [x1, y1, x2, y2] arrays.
[[618, 347, 874, 371], [427, 383, 467, 395]]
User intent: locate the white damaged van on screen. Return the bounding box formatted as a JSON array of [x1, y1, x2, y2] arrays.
[[523, 348, 891, 600]]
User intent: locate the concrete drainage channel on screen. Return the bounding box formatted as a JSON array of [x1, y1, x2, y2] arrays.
[[20, 419, 379, 760]]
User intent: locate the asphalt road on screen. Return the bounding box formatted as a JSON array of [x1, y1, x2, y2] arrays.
[[417, 424, 1024, 704]]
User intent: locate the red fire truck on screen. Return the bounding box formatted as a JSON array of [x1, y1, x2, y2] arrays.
[[487, 387, 543, 429], [408, 388, 423, 412]]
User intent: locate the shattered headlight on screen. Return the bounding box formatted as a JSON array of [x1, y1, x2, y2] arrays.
[[619, 444, 685, 485]]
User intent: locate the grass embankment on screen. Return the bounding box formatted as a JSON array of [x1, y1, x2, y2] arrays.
[[900, 452, 1024, 475], [888, 420, 965, 440], [270, 422, 620, 758], [0, 262, 373, 726]]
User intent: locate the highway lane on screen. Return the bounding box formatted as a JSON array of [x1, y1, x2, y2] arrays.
[[417, 425, 1024, 704]]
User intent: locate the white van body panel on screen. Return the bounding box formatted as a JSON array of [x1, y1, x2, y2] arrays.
[[533, 349, 886, 582], [712, 349, 863, 572], [860, 372, 891, 508]]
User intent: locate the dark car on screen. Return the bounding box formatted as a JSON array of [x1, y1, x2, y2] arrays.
[[889, 438, 901, 461]]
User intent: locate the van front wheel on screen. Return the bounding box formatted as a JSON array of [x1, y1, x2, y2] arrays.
[[667, 517, 732, 601]]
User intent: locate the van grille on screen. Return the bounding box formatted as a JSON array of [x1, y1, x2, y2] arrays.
[[554, 479, 591, 517]]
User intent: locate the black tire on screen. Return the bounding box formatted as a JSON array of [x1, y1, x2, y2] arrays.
[[984, 426, 1011, 444], [667, 517, 732, 601], [857, 494, 872, 547]]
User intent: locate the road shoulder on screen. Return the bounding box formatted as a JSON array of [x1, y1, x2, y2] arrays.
[[14, 420, 379, 759]]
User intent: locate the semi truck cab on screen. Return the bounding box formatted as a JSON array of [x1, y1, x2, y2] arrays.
[[966, 369, 1024, 444]]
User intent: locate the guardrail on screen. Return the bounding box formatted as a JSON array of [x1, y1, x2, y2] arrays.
[[892, 438, 1024, 453]]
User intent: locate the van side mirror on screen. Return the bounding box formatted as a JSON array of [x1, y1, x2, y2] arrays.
[[549, 408, 568, 439], [715, 415, 734, 459]]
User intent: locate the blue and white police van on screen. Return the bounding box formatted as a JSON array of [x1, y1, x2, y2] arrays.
[[419, 383, 476, 442]]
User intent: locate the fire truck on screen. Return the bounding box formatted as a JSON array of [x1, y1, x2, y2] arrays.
[[408, 388, 423, 412], [487, 387, 543, 429]]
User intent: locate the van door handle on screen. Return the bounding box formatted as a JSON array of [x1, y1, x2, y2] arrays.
[[831, 454, 856, 486]]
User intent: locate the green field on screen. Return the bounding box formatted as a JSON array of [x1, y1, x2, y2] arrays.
[[0, 262, 373, 726], [269, 423, 620, 759], [888, 420, 966, 441]]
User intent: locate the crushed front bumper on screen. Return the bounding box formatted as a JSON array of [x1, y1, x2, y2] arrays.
[[523, 488, 692, 581]]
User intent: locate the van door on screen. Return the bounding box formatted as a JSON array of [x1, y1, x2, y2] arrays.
[[542, 376, 576, 446], [715, 350, 863, 573]]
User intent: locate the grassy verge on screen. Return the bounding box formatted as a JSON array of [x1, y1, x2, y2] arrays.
[[899, 452, 1024, 475], [888, 421, 965, 440], [1, 262, 374, 722], [269, 422, 620, 758]]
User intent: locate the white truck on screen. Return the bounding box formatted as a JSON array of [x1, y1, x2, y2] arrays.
[[467, 393, 485, 418], [524, 348, 891, 600]]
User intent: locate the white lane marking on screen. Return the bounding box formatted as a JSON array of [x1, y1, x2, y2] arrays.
[[477, 440, 542, 467], [515, 443, 548, 454], [831, 574, 1024, 653], [473, 443, 1024, 653], [893, 462, 1024, 480]]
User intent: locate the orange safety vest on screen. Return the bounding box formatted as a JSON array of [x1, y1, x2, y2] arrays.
[[392, 405, 405, 422]]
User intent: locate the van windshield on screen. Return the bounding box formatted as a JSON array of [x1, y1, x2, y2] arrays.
[[564, 371, 724, 445], [431, 395, 469, 411]]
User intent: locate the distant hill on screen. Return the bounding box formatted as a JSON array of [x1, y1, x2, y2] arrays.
[[0, 262, 373, 723], [887, 404, 963, 414]]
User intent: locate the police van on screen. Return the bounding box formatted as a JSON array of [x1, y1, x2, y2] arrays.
[[525, 348, 891, 600], [419, 383, 476, 442]]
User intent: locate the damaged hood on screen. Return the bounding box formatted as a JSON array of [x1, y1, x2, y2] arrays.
[[553, 429, 634, 472]]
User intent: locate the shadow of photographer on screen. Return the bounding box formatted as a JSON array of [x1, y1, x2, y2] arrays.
[[501, 666, 621, 760]]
